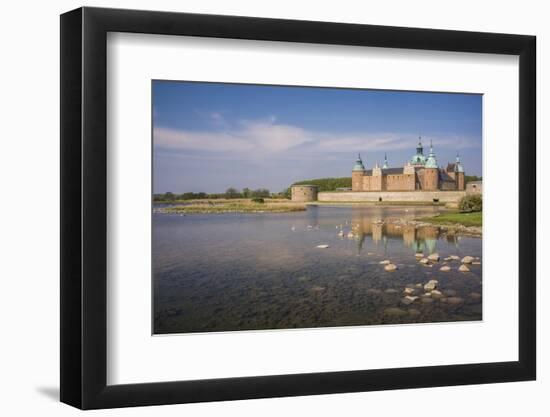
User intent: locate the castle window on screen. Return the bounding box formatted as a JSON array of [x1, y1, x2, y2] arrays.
[[378, 197, 382, 202]]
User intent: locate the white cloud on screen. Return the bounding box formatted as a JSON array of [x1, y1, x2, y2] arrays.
[[154, 117, 480, 159]]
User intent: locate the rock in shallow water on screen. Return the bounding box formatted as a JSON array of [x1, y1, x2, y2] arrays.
[[440, 265, 451, 272], [462, 256, 475, 264], [384, 307, 408, 317], [427, 253, 440, 262], [458, 264, 470, 272], [424, 279, 438, 292], [401, 295, 419, 305], [316, 244, 330, 249], [384, 264, 398, 271], [380, 260, 391, 265]]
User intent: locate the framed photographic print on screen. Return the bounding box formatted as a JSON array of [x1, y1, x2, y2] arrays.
[[60, 6, 536, 409]]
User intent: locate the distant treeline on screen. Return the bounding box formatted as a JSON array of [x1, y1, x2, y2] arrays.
[[465, 175, 482, 183], [291, 177, 352, 192], [153, 187, 287, 202]]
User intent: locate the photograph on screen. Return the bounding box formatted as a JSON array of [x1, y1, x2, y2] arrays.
[[152, 81, 483, 334]]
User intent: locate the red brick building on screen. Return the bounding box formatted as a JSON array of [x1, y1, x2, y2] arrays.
[[351, 138, 465, 192]]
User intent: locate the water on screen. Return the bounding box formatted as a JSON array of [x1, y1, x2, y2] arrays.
[[153, 205, 482, 334]]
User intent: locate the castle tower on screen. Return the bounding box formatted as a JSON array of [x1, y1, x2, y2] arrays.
[[382, 153, 389, 169], [423, 141, 439, 190], [454, 153, 465, 190], [372, 162, 383, 191], [352, 154, 365, 191], [410, 136, 427, 167]]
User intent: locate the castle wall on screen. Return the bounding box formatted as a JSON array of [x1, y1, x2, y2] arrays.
[[385, 173, 415, 191], [318, 190, 466, 203]]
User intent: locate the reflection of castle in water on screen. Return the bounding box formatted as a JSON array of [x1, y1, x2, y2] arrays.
[[350, 209, 458, 254]]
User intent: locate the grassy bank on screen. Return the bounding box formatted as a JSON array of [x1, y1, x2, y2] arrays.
[[419, 211, 482, 227], [158, 199, 306, 214]]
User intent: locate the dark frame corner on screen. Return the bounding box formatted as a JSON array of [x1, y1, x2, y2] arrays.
[[60, 6, 536, 409]]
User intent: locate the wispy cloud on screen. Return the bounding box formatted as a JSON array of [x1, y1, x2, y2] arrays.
[[154, 117, 480, 159]]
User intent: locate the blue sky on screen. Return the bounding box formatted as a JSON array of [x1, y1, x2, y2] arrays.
[[153, 81, 482, 193]]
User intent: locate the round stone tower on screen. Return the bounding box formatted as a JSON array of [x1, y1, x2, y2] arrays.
[[423, 141, 439, 191], [454, 153, 465, 191], [352, 154, 366, 191], [291, 185, 318, 202]]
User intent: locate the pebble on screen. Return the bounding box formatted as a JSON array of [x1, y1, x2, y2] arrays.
[[380, 260, 391, 265], [403, 287, 416, 295], [419, 258, 430, 265], [316, 244, 330, 249], [440, 265, 451, 272], [427, 253, 440, 262], [415, 253, 424, 258], [458, 264, 470, 272]]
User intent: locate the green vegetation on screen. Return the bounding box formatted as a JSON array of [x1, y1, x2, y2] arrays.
[[292, 177, 352, 192], [465, 175, 482, 183], [419, 211, 482, 227], [458, 194, 482, 213], [153, 187, 280, 202], [158, 199, 306, 214]]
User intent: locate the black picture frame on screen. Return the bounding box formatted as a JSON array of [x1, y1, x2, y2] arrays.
[[60, 6, 536, 410]]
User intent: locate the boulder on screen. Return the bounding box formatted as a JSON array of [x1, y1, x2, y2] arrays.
[[427, 253, 440, 262], [384, 264, 398, 272], [462, 256, 475, 264], [440, 265, 451, 272], [458, 264, 470, 272], [419, 258, 430, 265]]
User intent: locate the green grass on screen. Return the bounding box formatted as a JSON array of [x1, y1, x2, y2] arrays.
[[419, 211, 482, 227], [159, 199, 306, 214]]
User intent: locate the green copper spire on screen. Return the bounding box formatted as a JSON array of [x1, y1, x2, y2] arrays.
[[410, 136, 427, 166], [353, 153, 366, 171], [454, 152, 464, 173], [382, 153, 389, 169], [425, 140, 438, 169]]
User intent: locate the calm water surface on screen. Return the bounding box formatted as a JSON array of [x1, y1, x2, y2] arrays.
[[153, 205, 482, 334]]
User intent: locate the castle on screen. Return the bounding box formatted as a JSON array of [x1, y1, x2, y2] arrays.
[[351, 138, 465, 192]]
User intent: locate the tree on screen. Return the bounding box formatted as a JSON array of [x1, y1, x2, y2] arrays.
[[242, 187, 251, 198], [225, 187, 240, 199]]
